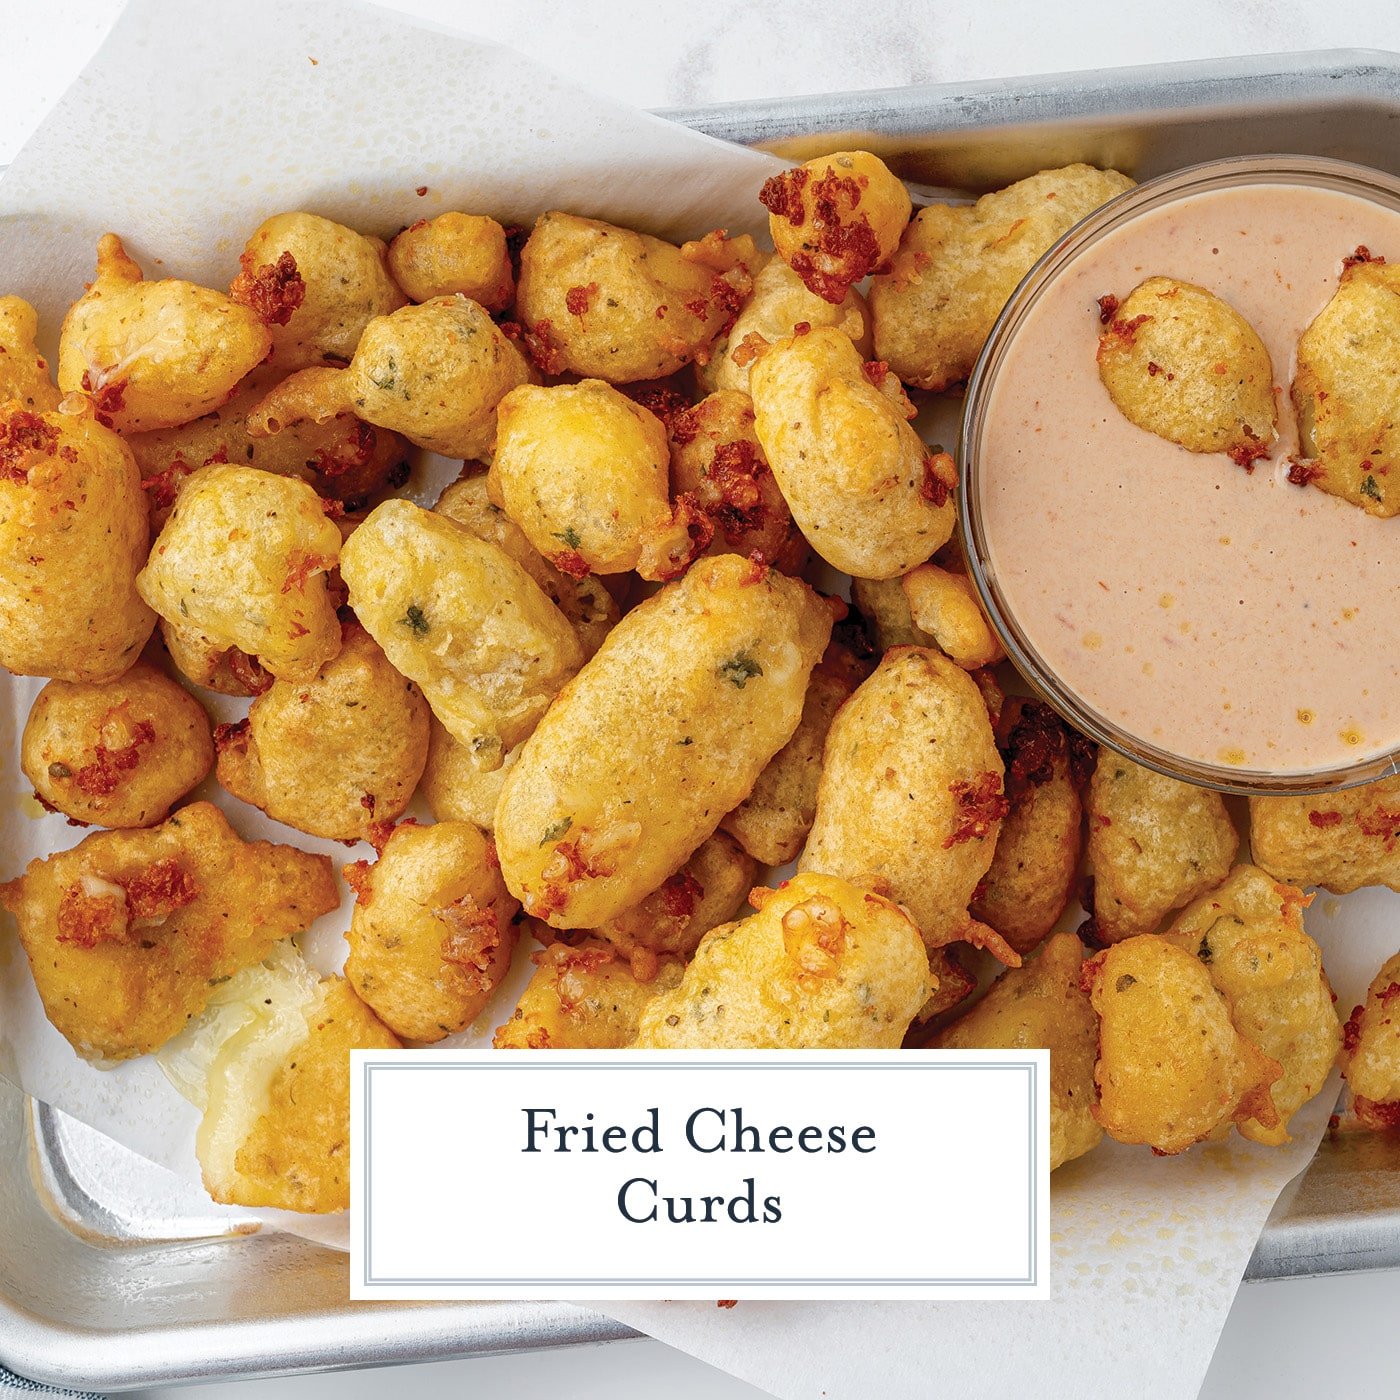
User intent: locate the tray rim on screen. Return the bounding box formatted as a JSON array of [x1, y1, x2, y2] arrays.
[[5, 42, 1400, 1392]]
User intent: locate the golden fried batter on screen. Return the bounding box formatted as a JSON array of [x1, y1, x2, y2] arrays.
[[1340, 951, 1400, 1131], [23, 663, 213, 828], [343, 820, 519, 1043], [0, 802, 337, 1061], [1250, 775, 1400, 895], [494, 940, 682, 1050], [940, 933, 1101, 1170], [870, 164, 1134, 391], [634, 873, 931, 1049]]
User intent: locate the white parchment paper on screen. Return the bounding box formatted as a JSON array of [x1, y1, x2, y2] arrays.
[[0, 2, 1395, 1395]]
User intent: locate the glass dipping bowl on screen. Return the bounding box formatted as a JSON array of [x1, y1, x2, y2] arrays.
[[958, 154, 1400, 796]]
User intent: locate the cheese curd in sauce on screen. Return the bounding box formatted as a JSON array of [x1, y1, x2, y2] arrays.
[[978, 180, 1400, 776]]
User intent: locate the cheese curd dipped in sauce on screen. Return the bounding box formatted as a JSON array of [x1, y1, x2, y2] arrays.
[[972, 165, 1400, 781]]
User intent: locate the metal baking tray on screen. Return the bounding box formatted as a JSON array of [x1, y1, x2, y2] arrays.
[[4, 45, 1400, 1393]]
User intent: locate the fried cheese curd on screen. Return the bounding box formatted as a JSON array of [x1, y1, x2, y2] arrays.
[[57, 235, 271, 434], [1096, 277, 1277, 466], [758, 151, 911, 305], [433, 471, 617, 657], [199, 975, 400, 1213], [250, 295, 532, 461], [0, 802, 337, 1062], [491, 380, 705, 581], [234, 212, 406, 370], [850, 574, 936, 650], [721, 643, 864, 866], [0, 398, 154, 682], [1340, 951, 1400, 1130], [1085, 755, 1238, 941], [495, 555, 832, 928], [514, 211, 753, 382], [388, 212, 514, 311], [420, 720, 520, 831], [22, 663, 213, 828], [1164, 865, 1339, 1145], [136, 464, 342, 683], [939, 933, 1101, 1170], [494, 939, 684, 1050], [667, 389, 799, 567], [216, 625, 430, 842], [343, 820, 519, 1042], [633, 873, 931, 1049], [801, 647, 1012, 964], [0, 297, 61, 411], [749, 327, 955, 578], [870, 164, 1135, 392], [159, 618, 271, 698], [127, 366, 407, 526], [1292, 252, 1400, 517], [1249, 775, 1400, 895], [558, 831, 758, 970], [971, 698, 1090, 956], [900, 561, 1004, 670], [1082, 937, 1282, 1155], [339, 499, 584, 760], [699, 255, 871, 395]]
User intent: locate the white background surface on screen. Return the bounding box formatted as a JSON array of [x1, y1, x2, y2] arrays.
[[3, 1, 1400, 1396]]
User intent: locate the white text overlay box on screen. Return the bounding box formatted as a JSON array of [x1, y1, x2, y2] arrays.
[[351, 1049, 1049, 1301]]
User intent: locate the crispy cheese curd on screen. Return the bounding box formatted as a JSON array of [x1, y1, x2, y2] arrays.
[[1083, 937, 1282, 1155], [633, 873, 931, 1049], [700, 256, 871, 395], [343, 820, 520, 1042], [1292, 253, 1400, 517], [235, 212, 405, 370], [900, 562, 1004, 670], [871, 164, 1135, 392], [940, 933, 1101, 1170], [421, 720, 520, 831], [127, 367, 408, 524], [339, 499, 584, 759], [388, 213, 514, 311], [1086, 755, 1238, 941], [491, 380, 698, 580], [971, 699, 1089, 956], [851, 575, 934, 651], [1249, 776, 1400, 895], [0, 399, 154, 682], [1165, 865, 1340, 1145], [750, 327, 955, 578], [801, 647, 1010, 958], [578, 831, 757, 967], [515, 211, 753, 382], [159, 619, 270, 698], [434, 472, 617, 656], [721, 644, 863, 866], [349, 295, 532, 458], [201, 977, 400, 1213], [57, 235, 271, 433], [1097, 277, 1276, 465], [0, 297, 61, 411], [216, 626, 430, 842], [22, 664, 213, 828], [495, 555, 832, 928], [494, 940, 683, 1050], [0, 802, 337, 1062], [759, 151, 910, 305], [1340, 952, 1400, 1130], [668, 390, 798, 566], [136, 464, 342, 683]]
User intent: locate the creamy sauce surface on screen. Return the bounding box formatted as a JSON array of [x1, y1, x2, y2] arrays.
[[980, 183, 1400, 775]]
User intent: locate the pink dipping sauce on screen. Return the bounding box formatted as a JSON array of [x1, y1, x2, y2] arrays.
[[978, 181, 1400, 778]]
